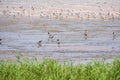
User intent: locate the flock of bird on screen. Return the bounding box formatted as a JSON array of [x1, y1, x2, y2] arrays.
[[0, 31, 117, 48], [37, 31, 117, 48], [1, 4, 119, 21], [37, 32, 60, 48]]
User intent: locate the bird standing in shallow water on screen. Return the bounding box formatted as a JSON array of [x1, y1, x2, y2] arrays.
[[37, 40, 42, 48], [57, 39, 60, 47], [112, 32, 116, 41], [48, 32, 55, 42], [0, 39, 2, 45], [84, 30, 88, 40]]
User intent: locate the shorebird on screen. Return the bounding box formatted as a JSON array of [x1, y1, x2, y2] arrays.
[[57, 39, 60, 47], [0, 39, 2, 44], [111, 47, 115, 52], [37, 40, 42, 48], [112, 32, 116, 41], [48, 32, 55, 42], [84, 30, 88, 40]]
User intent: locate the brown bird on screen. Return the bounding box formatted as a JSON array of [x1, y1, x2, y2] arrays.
[[57, 39, 60, 47], [48, 32, 55, 42], [84, 30, 88, 40], [37, 40, 42, 48], [0, 39, 2, 44], [112, 32, 116, 41]]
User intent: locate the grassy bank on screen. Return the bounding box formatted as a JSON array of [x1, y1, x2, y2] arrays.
[[0, 59, 120, 80]]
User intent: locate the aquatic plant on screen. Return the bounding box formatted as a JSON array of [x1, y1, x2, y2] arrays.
[[0, 57, 120, 80]]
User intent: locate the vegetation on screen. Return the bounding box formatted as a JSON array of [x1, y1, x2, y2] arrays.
[[0, 55, 120, 80]]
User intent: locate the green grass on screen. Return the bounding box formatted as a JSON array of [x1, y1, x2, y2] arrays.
[[0, 58, 120, 80]]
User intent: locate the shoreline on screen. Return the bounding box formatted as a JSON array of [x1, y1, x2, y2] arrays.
[[0, 50, 120, 65]]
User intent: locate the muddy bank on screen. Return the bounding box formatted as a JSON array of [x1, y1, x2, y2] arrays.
[[0, 50, 120, 65]]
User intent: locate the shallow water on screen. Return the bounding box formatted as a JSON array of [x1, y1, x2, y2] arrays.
[[0, 16, 120, 64]]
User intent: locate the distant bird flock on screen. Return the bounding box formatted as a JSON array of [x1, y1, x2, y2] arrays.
[[0, 4, 120, 21]]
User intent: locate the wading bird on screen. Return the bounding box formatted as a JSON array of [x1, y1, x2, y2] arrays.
[[48, 32, 55, 42], [37, 40, 42, 48], [0, 39, 2, 44], [112, 32, 116, 41], [84, 30, 88, 40], [57, 39, 60, 47]]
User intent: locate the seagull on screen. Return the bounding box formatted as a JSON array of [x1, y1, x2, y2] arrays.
[[37, 40, 42, 48]]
